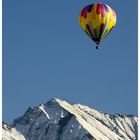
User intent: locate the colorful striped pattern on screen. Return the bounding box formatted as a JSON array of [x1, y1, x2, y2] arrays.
[[79, 3, 117, 45]]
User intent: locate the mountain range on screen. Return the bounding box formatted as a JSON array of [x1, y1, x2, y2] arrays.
[[2, 98, 138, 140]]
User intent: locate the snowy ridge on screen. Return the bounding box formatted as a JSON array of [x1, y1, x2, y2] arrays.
[[73, 104, 137, 140], [39, 104, 51, 120], [56, 99, 123, 140], [2, 122, 25, 140], [2, 98, 138, 140]]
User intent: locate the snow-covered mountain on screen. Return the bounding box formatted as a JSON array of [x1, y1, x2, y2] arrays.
[[2, 98, 138, 140], [2, 122, 25, 140]]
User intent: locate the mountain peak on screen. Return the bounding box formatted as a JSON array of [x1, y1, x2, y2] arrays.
[[3, 98, 138, 140], [46, 98, 64, 105]]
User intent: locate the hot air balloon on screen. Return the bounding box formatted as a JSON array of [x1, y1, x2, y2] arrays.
[[79, 3, 117, 49]]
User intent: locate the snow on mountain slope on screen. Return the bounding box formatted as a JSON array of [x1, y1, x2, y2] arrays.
[[3, 98, 138, 140], [2, 122, 25, 140]]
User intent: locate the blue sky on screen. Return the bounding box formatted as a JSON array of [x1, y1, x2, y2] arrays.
[[3, 0, 137, 123]]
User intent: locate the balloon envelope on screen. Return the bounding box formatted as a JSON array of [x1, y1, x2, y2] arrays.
[[79, 3, 117, 48]]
